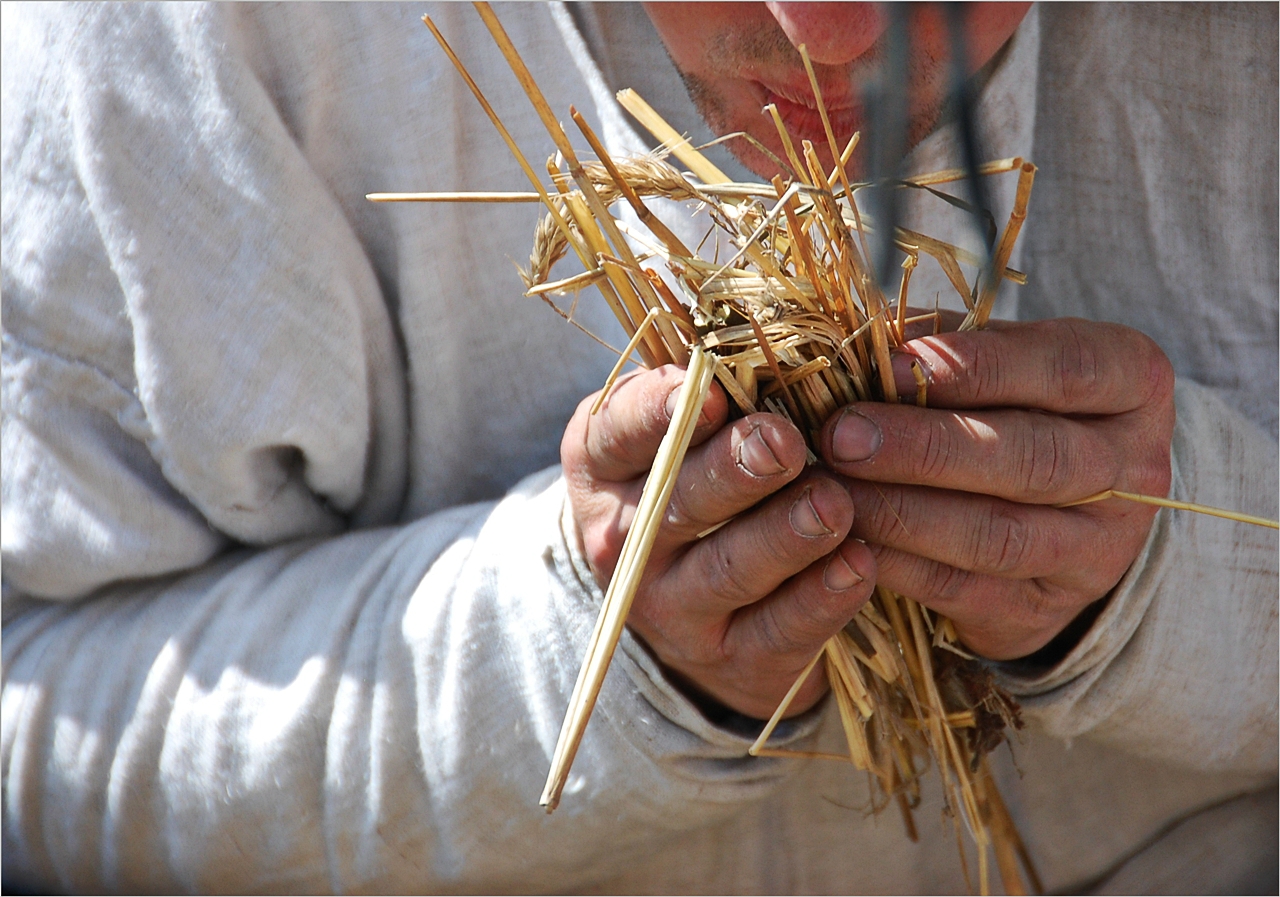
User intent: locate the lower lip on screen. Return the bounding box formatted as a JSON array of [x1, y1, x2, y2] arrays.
[[764, 90, 861, 148]]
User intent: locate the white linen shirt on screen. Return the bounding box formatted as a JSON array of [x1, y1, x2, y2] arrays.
[[2, 3, 1276, 893]]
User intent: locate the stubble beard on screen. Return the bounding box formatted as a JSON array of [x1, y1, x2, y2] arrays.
[[667, 34, 947, 182]]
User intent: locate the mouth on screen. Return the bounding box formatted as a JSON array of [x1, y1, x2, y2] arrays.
[[754, 80, 863, 149]]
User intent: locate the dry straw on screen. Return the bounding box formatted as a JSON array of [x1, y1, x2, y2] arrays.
[[372, 6, 1278, 894]]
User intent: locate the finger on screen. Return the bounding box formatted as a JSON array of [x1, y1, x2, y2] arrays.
[[887, 318, 1175, 415], [655, 413, 809, 547], [868, 544, 1087, 660], [636, 537, 876, 720], [822, 403, 1122, 504], [841, 479, 1149, 590], [660, 476, 854, 618], [727, 537, 876, 665], [564, 365, 730, 483], [900, 306, 966, 341]]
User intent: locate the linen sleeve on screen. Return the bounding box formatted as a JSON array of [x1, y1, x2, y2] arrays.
[[1, 2, 409, 602], [2, 469, 811, 893], [999, 378, 1279, 777], [2, 5, 811, 892]]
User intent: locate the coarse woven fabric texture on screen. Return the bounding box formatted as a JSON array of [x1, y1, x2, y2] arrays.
[[2, 2, 1276, 893]]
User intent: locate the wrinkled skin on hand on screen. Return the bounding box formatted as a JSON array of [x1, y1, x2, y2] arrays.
[[819, 316, 1175, 660], [561, 367, 877, 720], [561, 315, 1175, 718]]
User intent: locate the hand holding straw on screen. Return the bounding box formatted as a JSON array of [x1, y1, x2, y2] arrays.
[[382, 8, 1276, 893]]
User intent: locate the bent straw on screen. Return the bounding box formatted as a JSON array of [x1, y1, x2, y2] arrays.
[[1058, 489, 1280, 529], [963, 161, 1036, 330]]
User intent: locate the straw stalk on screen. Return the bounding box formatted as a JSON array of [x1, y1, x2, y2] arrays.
[[373, 6, 1278, 893]]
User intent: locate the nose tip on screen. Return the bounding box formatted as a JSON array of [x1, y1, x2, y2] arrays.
[[764, 2, 886, 66]]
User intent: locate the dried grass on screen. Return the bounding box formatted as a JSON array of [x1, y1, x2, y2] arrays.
[[410, 6, 1042, 894], [373, 4, 1273, 893]]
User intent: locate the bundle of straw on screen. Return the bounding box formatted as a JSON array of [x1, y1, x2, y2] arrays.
[[515, 121, 1042, 897], [369, 5, 1273, 893], [380, 6, 1040, 894]]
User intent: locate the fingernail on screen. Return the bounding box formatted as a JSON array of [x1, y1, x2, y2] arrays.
[[664, 381, 684, 419], [790, 488, 834, 538], [832, 409, 882, 463], [665, 379, 715, 426], [890, 353, 928, 404], [737, 424, 787, 477], [823, 553, 865, 591]]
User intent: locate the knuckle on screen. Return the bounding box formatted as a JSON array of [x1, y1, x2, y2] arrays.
[[1013, 581, 1068, 633], [1125, 339, 1175, 496], [1050, 319, 1102, 406], [1140, 449, 1173, 497], [630, 599, 712, 670], [662, 485, 705, 532], [970, 339, 1004, 404], [852, 483, 909, 545], [914, 418, 956, 482], [942, 336, 1001, 405], [590, 413, 637, 474], [753, 600, 809, 657], [1136, 334, 1176, 411], [1015, 424, 1072, 499], [1117, 456, 1171, 510], [582, 521, 626, 578], [703, 537, 755, 605], [581, 367, 682, 476], [625, 592, 664, 636], [958, 583, 1064, 659], [981, 508, 1037, 574], [922, 561, 975, 603]]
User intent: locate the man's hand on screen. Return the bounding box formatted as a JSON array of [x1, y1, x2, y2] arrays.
[[562, 366, 877, 720], [819, 317, 1176, 660]]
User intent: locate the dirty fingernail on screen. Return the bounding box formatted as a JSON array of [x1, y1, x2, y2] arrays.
[[790, 488, 834, 538], [823, 553, 864, 591], [738, 424, 787, 477], [832, 409, 882, 463], [891, 352, 929, 404]]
